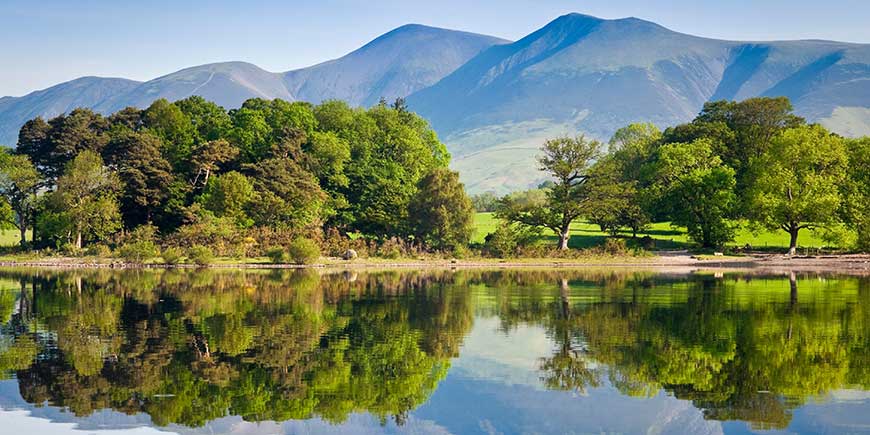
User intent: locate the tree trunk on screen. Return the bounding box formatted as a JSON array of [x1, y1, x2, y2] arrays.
[[558, 225, 570, 250], [788, 225, 799, 256], [75, 231, 82, 250], [18, 226, 26, 248]]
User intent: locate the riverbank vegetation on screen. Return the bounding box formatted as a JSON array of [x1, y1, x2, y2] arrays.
[[0, 96, 867, 264]]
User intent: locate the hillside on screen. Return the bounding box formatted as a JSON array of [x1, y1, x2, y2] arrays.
[[407, 13, 870, 193], [284, 24, 509, 107]]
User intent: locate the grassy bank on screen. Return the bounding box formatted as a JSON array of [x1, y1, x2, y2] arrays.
[[472, 213, 826, 250]]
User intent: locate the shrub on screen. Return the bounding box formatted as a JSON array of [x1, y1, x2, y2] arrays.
[[117, 240, 159, 264], [602, 238, 630, 256], [187, 245, 214, 266], [376, 238, 403, 259], [161, 247, 183, 265], [484, 223, 540, 258], [287, 238, 320, 265], [85, 244, 112, 257], [265, 246, 288, 264]]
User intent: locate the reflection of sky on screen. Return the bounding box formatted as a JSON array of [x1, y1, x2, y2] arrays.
[[1, 315, 869, 435]]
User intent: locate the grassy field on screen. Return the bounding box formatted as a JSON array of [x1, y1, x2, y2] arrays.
[[472, 212, 825, 251]]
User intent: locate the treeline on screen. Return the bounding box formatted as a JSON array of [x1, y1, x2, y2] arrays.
[[1, 96, 475, 260], [489, 97, 869, 254]]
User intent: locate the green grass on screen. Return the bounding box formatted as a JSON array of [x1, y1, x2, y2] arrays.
[[0, 230, 24, 247], [472, 212, 826, 251]]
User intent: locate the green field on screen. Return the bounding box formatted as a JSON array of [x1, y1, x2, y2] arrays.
[[472, 212, 825, 251]]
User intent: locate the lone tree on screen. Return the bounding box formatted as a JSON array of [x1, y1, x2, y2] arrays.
[[498, 136, 600, 250], [747, 125, 848, 256]]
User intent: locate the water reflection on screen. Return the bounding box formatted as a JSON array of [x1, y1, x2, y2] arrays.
[[0, 268, 867, 433]]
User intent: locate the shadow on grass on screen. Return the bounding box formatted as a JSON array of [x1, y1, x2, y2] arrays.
[[539, 234, 693, 250]]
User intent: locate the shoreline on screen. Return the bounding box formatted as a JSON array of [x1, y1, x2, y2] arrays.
[[0, 252, 867, 274]]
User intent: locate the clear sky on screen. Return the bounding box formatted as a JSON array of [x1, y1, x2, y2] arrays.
[[2, 0, 868, 97]]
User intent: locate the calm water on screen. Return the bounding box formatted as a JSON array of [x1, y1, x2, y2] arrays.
[[0, 267, 867, 435]]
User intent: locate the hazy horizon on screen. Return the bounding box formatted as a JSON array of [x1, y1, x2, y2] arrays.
[[3, 0, 870, 97]]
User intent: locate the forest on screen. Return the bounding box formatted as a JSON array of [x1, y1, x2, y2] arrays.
[[0, 95, 867, 263]]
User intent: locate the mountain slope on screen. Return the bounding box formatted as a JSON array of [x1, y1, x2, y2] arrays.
[[407, 13, 870, 193], [283, 24, 509, 107], [96, 61, 292, 113], [0, 77, 141, 146]]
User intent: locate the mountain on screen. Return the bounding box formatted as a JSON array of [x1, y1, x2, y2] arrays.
[[283, 24, 509, 107], [96, 61, 292, 113], [407, 13, 870, 193], [0, 76, 141, 146], [2, 14, 869, 194], [0, 25, 506, 146]]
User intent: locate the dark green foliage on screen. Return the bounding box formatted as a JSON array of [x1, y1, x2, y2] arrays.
[[265, 246, 288, 264], [106, 130, 175, 227], [484, 222, 540, 258], [409, 168, 474, 251]]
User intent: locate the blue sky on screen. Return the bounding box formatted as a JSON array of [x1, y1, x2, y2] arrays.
[[2, 0, 868, 97]]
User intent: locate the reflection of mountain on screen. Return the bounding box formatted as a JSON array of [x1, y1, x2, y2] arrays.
[[0, 269, 867, 433]]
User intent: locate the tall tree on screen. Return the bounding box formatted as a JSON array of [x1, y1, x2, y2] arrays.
[[0, 152, 41, 246], [654, 139, 737, 248], [106, 131, 175, 227], [50, 151, 122, 249], [408, 168, 474, 251], [747, 125, 848, 255], [190, 139, 239, 189]]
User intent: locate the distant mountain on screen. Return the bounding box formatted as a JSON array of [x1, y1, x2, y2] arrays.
[[0, 25, 506, 146], [0, 76, 141, 146], [408, 13, 870, 193], [283, 24, 509, 107], [2, 13, 869, 194], [96, 61, 292, 113]]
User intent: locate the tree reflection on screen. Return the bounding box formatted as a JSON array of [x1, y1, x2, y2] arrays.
[[0, 268, 866, 431]]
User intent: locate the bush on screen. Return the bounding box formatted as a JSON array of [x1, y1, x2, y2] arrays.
[[484, 223, 540, 258], [265, 246, 288, 264], [602, 238, 630, 256], [187, 245, 214, 266], [161, 247, 183, 265], [376, 238, 403, 259], [85, 244, 112, 257], [287, 238, 320, 265], [117, 240, 160, 264]]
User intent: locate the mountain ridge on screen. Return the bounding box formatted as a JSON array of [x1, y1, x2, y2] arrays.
[[1, 13, 868, 194]]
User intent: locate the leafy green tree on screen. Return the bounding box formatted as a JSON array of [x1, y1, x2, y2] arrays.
[[499, 136, 600, 249], [0, 152, 41, 246], [655, 139, 737, 248], [142, 99, 196, 168], [190, 139, 239, 189], [106, 130, 174, 227], [50, 151, 122, 249], [408, 168, 474, 251], [842, 137, 870, 251], [228, 107, 272, 162], [199, 171, 254, 227], [747, 125, 848, 255], [17, 109, 111, 183], [174, 96, 232, 143]]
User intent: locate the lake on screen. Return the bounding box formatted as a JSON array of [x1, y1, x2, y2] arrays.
[[0, 267, 867, 434]]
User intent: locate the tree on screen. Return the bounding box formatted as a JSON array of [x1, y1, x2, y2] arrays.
[[17, 109, 111, 183], [0, 152, 41, 246], [408, 168, 474, 251], [199, 171, 254, 227], [499, 136, 600, 250], [655, 139, 737, 248], [586, 158, 647, 236], [747, 125, 848, 255], [842, 137, 870, 251], [50, 151, 122, 249], [190, 139, 239, 189], [106, 130, 175, 227], [142, 99, 196, 169]]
